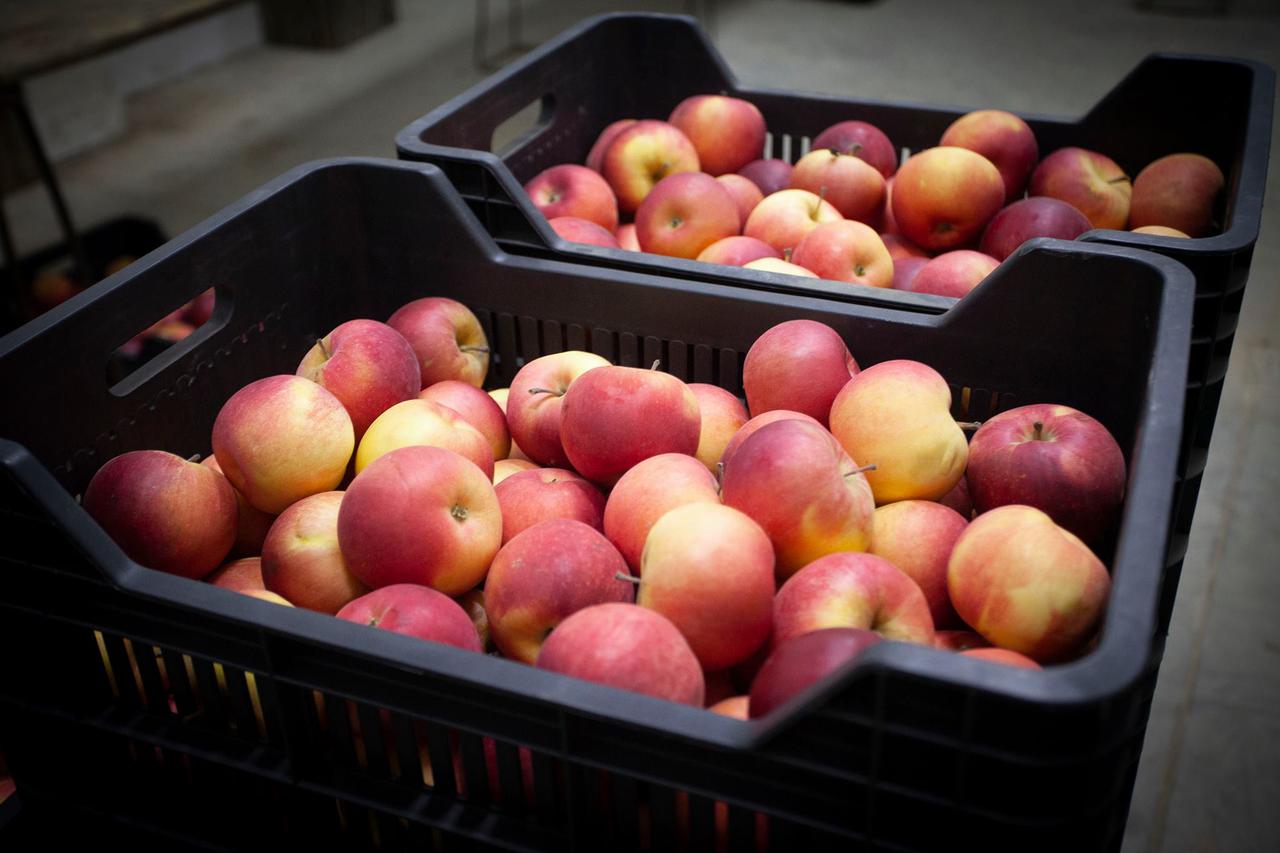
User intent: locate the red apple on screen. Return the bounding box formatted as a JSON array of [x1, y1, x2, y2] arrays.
[[585, 119, 637, 173], [548, 216, 621, 248], [603, 452, 721, 574], [635, 172, 741, 260], [524, 163, 619, 232], [601, 120, 701, 214], [669, 94, 767, 176], [297, 319, 421, 440], [695, 235, 781, 267], [743, 257, 819, 277], [743, 189, 843, 254], [338, 584, 483, 652], [687, 383, 749, 472], [1129, 153, 1224, 237], [615, 223, 641, 252], [749, 627, 881, 718], [891, 146, 1005, 251], [715, 174, 765, 228], [355, 398, 494, 479], [1029, 147, 1131, 230], [261, 491, 368, 613], [890, 255, 928, 291], [506, 351, 610, 468], [810, 121, 897, 178], [938, 475, 974, 518], [960, 648, 1042, 669], [207, 556, 265, 594], [903, 249, 999, 298], [790, 220, 894, 288], [979, 197, 1093, 261], [387, 296, 490, 388], [868, 500, 968, 629], [418, 380, 511, 462], [789, 149, 886, 224], [939, 110, 1039, 202], [202, 455, 276, 557], [719, 409, 822, 470], [494, 458, 538, 485], [880, 232, 927, 259], [743, 319, 858, 425], [738, 158, 793, 196], [494, 467, 606, 544]]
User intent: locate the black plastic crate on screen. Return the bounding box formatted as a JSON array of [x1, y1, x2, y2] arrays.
[[394, 13, 1272, 635], [0, 159, 1191, 851]]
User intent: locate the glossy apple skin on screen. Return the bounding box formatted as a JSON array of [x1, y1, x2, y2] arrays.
[[748, 627, 881, 718], [615, 223, 641, 252], [720, 409, 822, 470], [869, 500, 968, 629], [84, 450, 238, 579], [261, 491, 369, 614], [337, 446, 501, 596], [494, 467, 606, 544], [506, 351, 611, 468], [297, 319, 421, 441], [603, 452, 721, 574], [355, 398, 494, 479], [715, 174, 766, 229], [337, 584, 483, 652], [207, 556, 265, 593], [790, 220, 894, 288], [483, 519, 633, 664], [548, 216, 621, 249], [738, 158, 793, 196], [687, 383, 749, 472], [742, 319, 859, 426], [721, 418, 875, 579], [743, 258, 819, 277], [810, 121, 897, 178], [1029, 147, 1131, 230], [947, 504, 1111, 662], [890, 255, 928, 291], [965, 403, 1126, 545], [743, 189, 844, 254], [771, 552, 936, 648], [585, 119, 636, 173], [524, 163, 619, 232], [1129, 153, 1225, 237], [979, 197, 1092, 261], [789, 149, 887, 224], [891, 147, 1005, 251], [386, 296, 489, 389], [669, 94, 767, 176], [940, 109, 1040, 202], [903, 250, 999, 298], [601, 120, 701, 214], [536, 603, 705, 706], [696, 235, 780, 267], [559, 365, 702, 486], [493, 458, 539, 485], [202, 455, 275, 557], [635, 172, 741, 260], [418, 380, 511, 462]]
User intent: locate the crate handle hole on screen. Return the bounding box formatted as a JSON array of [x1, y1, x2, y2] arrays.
[[107, 286, 228, 394], [491, 94, 557, 157]]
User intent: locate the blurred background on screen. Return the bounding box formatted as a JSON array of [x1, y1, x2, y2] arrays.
[[1, 1, 1277, 851]]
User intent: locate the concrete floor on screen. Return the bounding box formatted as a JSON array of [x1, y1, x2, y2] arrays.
[[3, 1, 1278, 851]]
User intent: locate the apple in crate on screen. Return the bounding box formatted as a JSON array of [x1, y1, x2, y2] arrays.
[[585, 118, 636, 173], [948, 504, 1110, 662], [965, 403, 1126, 545], [212, 375, 354, 514], [720, 409, 822, 469], [790, 220, 894, 288], [338, 445, 501, 596], [749, 627, 881, 718], [744, 189, 842, 254], [772, 552, 936, 647], [84, 449, 237, 579], [669, 94, 767, 176], [559, 364, 701, 485], [789, 149, 886, 224], [419, 380, 511, 462], [960, 648, 1042, 669], [261, 491, 368, 614], [811, 120, 897, 178], [743, 257, 818, 277], [337, 584, 483, 652], [890, 256, 928, 291], [507, 351, 610, 468], [635, 172, 740, 260], [601, 119, 701, 214], [687, 383, 749, 472], [868, 500, 968, 629], [493, 458, 538, 485], [635, 502, 775, 670], [696, 235, 780, 267], [1030, 147, 1131, 230], [524, 163, 619, 232], [202, 455, 275, 557], [484, 519, 633, 664], [715, 174, 765, 228], [615, 223, 641, 252], [603, 452, 721, 574], [829, 359, 968, 504], [903, 250, 999, 298], [721, 418, 875, 580], [355, 398, 494, 479], [297, 319, 420, 440], [207, 556, 265, 594], [548, 216, 621, 248], [387, 296, 490, 388], [494, 467, 606, 544], [891, 146, 1005, 251], [738, 158, 793, 196], [1129, 153, 1225, 237], [536, 602, 704, 706], [743, 319, 859, 426], [979, 197, 1092, 262], [939, 109, 1039, 202]]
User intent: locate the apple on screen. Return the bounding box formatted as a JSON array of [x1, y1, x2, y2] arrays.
[[708, 694, 749, 718], [743, 319, 858, 426], [337, 445, 501, 595], [790, 220, 894, 288], [742, 257, 819, 277], [720, 409, 822, 469], [535, 602, 704, 706], [524, 163, 619, 232], [810, 120, 897, 178], [635, 502, 775, 670], [494, 467, 606, 544], [696, 235, 781, 267], [297, 319, 420, 441], [789, 149, 886, 224], [603, 452, 721, 573], [261, 491, 368, 613], [355, 398, 494, 479], [669, 95, 766, 176], [903, 249, 999, 298], [960, 648, 1042, 669], [880, 232, 927, 259], [772, 552, 935, 647], [83, 450, 237, 579], [245, 590, 293, 606], [890, 255, 928, 291], [939, 109, 1039, 202], [207, 556, 265, 594], [965, 403, 1126, 545], [202, 455, 275, 557], [979, 197, 1092, 261], [337, 584, 483, 652], [601, 119, 701, 214], [615, 223, 641, 251], [748, 627, 881, 718], [868, 500, 968, 629], [1129, 153, 1225, 237], [743, 189, 843, 254], [183, 288, 216, 326], [687, 383, 749, 472], [585, 119, 636, 173], [891, 146, 1005, 251], [1029, 147, 1131, 230], [737, 158, 793, 196], [828, 359, 968, 504], [487, 388, 532, 461], [948, 504, 1110, 662], [635, 172, 741, 260], [559, 364, 701, 485], [938, 474, 974, 518], [715, 174, 765, 228], [721, 418, 875, 580], [506, 351, 610, 468], [484, 519, 634, 663], [212, 375, 354, 514], [1132, 224, 1190, 238], [548, 216, 621, 248], [386, 296, 489, 388], [418, 380, 511, 462], [493, 458, 539, 484]]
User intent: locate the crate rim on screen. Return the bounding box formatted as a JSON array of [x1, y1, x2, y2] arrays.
[[0, 156, 1194, 753]]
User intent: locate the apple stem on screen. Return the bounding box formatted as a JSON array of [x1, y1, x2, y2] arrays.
[[955, 420, 982, 431], [187, 453, 202, 463], [317, 337, 331, 359], [527, 386, 565, 397], [460, 345, 490, 354], [845, 463, 877, 476], [615, 572, 641, 585], [1032, 420, 1044, 441], [650, 359, 661, 371]]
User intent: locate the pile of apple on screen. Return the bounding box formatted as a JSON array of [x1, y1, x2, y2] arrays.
[[524, 94, 1226, 298], [80, 293, 1130, 722]]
